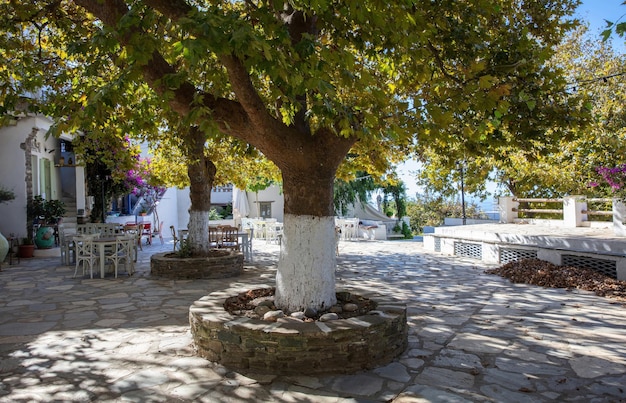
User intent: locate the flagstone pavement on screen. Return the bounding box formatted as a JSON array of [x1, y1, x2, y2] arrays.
[[1, 237, 625, 402]]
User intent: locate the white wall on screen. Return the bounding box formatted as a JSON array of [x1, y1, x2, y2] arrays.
[[247, 185, 284, 222], [164, 184, 285, 234], [154, 187, 181, 236], [211, 185, 233, 205], [0, 116, 59, 239]]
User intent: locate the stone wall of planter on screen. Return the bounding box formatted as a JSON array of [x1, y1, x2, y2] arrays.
[[189, 290, 408, 375], [151, 250, 243, 279]]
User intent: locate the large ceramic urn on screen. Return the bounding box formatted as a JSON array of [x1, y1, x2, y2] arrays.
[[0, 231, 8, 262], [34, 226, 55, 249]]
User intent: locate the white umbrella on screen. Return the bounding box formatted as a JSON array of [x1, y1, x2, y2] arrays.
[[233, 188, 250, 218]]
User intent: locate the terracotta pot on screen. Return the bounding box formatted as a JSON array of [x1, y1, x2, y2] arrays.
[[18, 244, 35, 258]]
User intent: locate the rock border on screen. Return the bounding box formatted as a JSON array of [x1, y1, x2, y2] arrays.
[[150, 250, 244, 279], [189, 288, 408, 375]]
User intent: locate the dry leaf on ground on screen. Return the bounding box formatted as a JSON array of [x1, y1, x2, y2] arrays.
[[485, 258, 626, 302]]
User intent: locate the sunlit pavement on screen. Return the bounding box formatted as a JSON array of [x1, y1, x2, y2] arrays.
[[1, 237, 625, 402]]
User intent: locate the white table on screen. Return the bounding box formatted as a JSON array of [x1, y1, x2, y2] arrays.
[[93, 236, 132, 278], [239, 231, 252, 261]]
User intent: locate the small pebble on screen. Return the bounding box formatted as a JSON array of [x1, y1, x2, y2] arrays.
[[329, 305, 343, 314], [255, 305, 271, 316], [336, 291, 351, 301], [277, 317, 303, 323], [263, 310, 285, 322], [290, 311, 306, 319], [319, 313, 339, 321], [343, 303, 358, 312], [258, 300, 275, 308], [304, 307, 317, 318]]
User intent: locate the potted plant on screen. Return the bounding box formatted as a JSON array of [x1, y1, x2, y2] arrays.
[[18, 237, 35, 258], [30, 195, 66, 249]]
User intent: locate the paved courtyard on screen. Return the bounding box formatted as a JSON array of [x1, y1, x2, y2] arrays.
[[1, 238, 625, 402]]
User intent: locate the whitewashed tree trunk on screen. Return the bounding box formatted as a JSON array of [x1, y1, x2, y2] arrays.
[[183, 126, 216, 256], [274, 214, 337, 312], [187, 210, 211, 254]]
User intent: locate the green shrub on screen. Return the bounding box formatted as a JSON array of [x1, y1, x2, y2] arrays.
[[177, 239, 192, 258]]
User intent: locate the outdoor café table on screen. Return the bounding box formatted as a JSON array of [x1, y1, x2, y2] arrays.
[[239, 231, 251, 261], [215, 228, 251, 261], [92, 236, 127, 278]]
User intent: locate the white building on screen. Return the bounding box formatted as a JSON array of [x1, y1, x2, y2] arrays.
[[0, 115, 85, 240], [0, 111, 286, 243]]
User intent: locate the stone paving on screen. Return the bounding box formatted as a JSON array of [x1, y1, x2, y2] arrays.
[[1, 237, 625, 402]]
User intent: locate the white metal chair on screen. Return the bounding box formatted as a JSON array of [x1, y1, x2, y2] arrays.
[[103, 235, 134, 277], [73, 234, 99, 279], [123, 224, 141, 259]]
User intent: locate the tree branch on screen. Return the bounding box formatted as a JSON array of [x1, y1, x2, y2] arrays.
[[139, 0, 316, 157], [219, 55, 284, 134], [141, 0, 192, 21], [71, 0, 356, 171], [426, 40, 464, 85], [72, 0, 254, 141]]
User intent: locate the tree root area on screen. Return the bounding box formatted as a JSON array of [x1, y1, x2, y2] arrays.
[[223, 288, 378, 320]]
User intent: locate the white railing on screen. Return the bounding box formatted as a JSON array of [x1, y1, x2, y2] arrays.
[[499, 196, 626, 235]]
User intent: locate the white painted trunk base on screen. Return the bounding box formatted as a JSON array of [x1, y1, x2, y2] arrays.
[[274, 214, 337, 312], [188, 211, 211, 254]]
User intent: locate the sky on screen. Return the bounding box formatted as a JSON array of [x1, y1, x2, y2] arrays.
[[395, 0, 626, 209]]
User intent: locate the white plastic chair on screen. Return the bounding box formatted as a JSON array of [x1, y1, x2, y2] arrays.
[[342, 218, 359, 240], [266, 223, 283, 244], [253, 221, 266, 240]]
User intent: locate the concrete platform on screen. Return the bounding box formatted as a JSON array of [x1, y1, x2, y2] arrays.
[[424, 223, 626, 280]]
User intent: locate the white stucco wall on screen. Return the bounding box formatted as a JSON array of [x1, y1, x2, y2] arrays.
[[247, 185, 284, 222], [152, 187, 180, 237], [0, 116, 59, 239], [170, 184, 285, 233]]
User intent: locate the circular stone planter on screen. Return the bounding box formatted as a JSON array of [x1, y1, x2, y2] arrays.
[[151, 250, 244, 279], [189, 289, 408, 375]]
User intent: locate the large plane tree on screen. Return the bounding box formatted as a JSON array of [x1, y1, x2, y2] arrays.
[[4, 0, 581, 312]]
